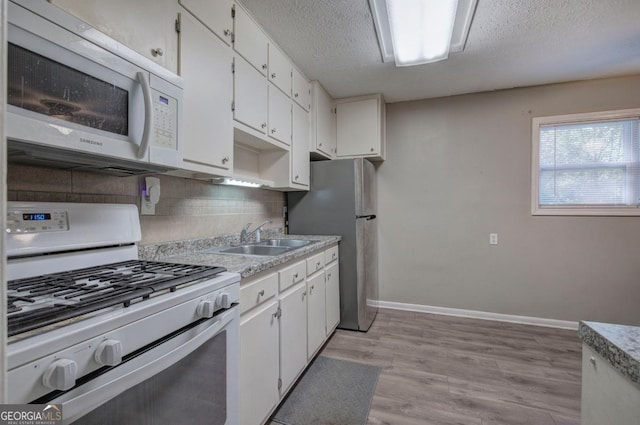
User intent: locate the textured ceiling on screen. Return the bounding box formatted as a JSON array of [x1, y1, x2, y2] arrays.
[[239, 0, 640, 103]]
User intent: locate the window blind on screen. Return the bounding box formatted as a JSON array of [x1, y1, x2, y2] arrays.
[[538, 118, 640, 206]]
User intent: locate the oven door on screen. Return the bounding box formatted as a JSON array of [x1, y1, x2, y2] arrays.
[[47, 306, 239, 425], [7, 2, 181, 169]]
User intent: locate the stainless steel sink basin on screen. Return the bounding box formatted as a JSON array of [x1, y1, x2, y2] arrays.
[[200, 239, 318, 256], [258, 239, 315, 248], [215, 245, 290, 256]]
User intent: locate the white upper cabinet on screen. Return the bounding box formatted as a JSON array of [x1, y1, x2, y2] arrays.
[[292, 68, 311, 112], [177, 9, 233, 175], [292, 103, 310, 187], [234, 55, 268, 134], [269, 45, 292, 96], [336, 94, 386, 161], [178, 0, 233, 45], [233, 4, 268, 75], [311, 81, 336, 159], [49, 0, 179, 72], [268, 85, 292, 146]]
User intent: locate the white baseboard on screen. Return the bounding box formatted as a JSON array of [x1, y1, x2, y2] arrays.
[[376, 301, 579, 330]]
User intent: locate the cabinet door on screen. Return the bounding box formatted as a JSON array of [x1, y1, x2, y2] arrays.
[[240, 301, 280, 425], [325, 261, 340, 333], [336, 97, 379, 157], [180, 9, 233, 173], [314, 82, 336, 157], [50, 0, 179, 72], [279, 284, 308, 394], [581, 344, 640, 425], [268, 45, 292, 96], [268, 85, 292, 145], [179, 0, 233, 45], [307, 272, 326, 359], [292, 68, 311, 112], [234, 55, 268, 134], [233, 4, 268, 75], [292, 103, 310, 186]]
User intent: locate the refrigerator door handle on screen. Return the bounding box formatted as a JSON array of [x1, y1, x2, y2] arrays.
[[356, 214, 377, 221]]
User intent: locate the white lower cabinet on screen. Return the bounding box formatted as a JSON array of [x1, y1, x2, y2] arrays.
[[239, 244, 340, 425], [240, 300, 280, 425], [279, 282, 308, 393], [306, 271, 326, 359], [325, 262, 340, 334], [581, 344, 640, 425]]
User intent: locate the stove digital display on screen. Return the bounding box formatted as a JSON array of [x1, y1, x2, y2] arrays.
[[22, 213, 51, 221]]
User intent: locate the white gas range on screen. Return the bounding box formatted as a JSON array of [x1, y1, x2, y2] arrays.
[[6, 202, 240, 424]]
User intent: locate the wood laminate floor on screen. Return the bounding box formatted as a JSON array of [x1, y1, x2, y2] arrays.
[[274, 308, 582, 425]]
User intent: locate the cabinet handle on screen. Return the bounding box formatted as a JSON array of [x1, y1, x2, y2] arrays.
[[295, 175, 299, 180], [271, 128, 277, 134], [258, 289, 265, 297], [261, 122, 267, 129], [293, 273, 298, 279], [310, 285, 315, 291], [222, 156, 229, 164], [370, 148, 375, 152], [151, 47, 163, 57], [589, 356, 596, 366], [262, 64, 268, 70], [328, 273, 332, 279], [316, 261, 321, 267], [271, 72, 276, 79], [294, 93, 299, 98], [332, 253, 336, 259], [319, 143, 323, 147], [224, 29, 232, 37]]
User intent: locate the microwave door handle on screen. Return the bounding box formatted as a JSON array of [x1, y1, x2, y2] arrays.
[[136, 72, 154, 159]]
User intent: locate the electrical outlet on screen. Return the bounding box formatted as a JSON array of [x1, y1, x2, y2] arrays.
[[489, 233, 498, 245]]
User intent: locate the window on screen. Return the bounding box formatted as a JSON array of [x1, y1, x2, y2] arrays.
[[532, 109, 640, 215]]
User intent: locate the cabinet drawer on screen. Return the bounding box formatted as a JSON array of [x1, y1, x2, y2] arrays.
[[306, 253, 325, 276], [240, 273, 278, 314], [279, 260, 306, 292], [325, 245, 338, 265]]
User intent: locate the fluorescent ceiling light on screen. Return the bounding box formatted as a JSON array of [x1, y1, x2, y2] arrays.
[[369, 0, 477, 66]]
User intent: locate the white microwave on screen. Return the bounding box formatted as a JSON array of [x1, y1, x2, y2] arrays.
[[7, 0, 183, 175]]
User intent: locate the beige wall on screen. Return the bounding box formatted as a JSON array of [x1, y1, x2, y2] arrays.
[[378, 75, 640, 326], [7, 164, 285, 244]]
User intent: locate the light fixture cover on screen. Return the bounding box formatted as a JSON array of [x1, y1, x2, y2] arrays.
[[369, 0, 477, 66], [387, 0, 458, 66]]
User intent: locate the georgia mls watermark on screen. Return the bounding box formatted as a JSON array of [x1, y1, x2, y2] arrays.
[[0, 404, 62, 425]]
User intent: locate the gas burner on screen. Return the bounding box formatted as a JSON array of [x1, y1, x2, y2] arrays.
[[7, 260, 226, 337]]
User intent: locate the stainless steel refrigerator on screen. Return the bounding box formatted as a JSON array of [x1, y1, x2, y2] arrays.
[[287, 158, 378, 331]]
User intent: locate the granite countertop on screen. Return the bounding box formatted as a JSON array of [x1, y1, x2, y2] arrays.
[[579, 321, 640, 386], [139, 232, 341, 279]]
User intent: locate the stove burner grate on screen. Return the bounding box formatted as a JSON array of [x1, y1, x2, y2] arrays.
[[7, 260, 226, 337]]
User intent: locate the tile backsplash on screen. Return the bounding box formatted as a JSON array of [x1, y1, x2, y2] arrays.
[[7, 164, 286, 244]]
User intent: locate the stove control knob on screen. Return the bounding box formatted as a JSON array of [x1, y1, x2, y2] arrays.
[[197, 300, 216, 318], [215, 293, 231, 309], [42, 359, 77, 391], [95, 339, 123, 366]]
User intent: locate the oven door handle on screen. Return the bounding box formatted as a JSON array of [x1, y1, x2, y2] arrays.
[[55, 306, 238, 424], [136, 71, 154, 159]]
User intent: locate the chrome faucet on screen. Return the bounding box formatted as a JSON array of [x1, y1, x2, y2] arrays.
[[240, 220, 273, 243]]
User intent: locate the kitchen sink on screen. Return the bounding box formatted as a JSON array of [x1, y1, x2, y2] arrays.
[[200, 239, 318, 256], [214, 245, 290, 256], [258, 239, 315, 248]]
